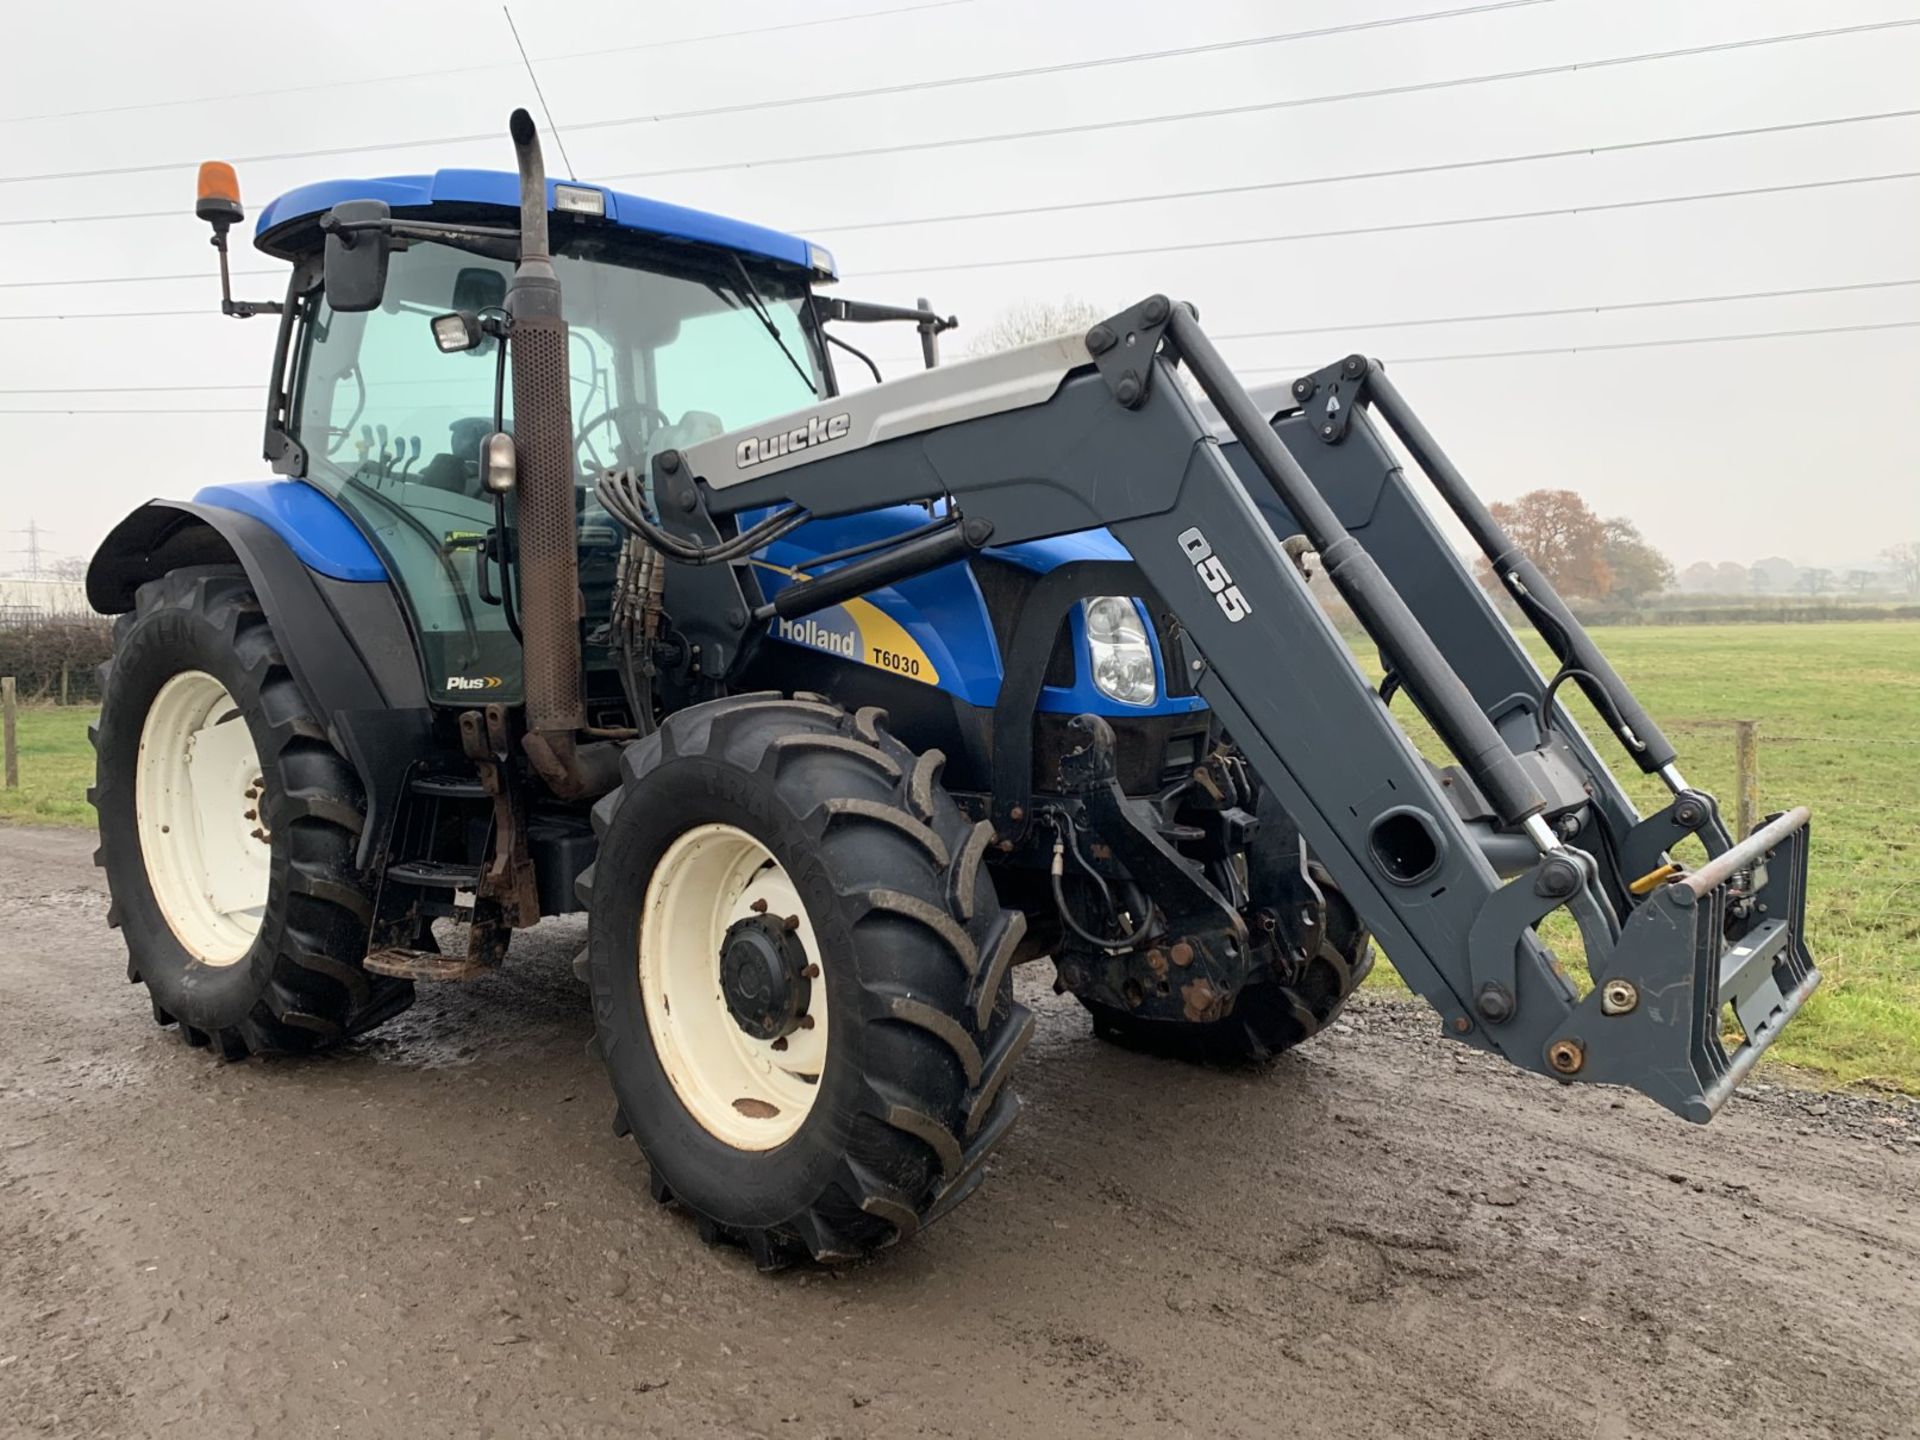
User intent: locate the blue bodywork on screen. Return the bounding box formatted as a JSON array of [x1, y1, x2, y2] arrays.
[[756, 507, 1204, 719], [193, 481, 387, 582], [254, 169, 832, 278], [196, 175, 1199, 721]]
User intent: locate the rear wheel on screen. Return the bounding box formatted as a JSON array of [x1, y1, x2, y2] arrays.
[[580, 694, 1032, 1268], [90, 566, 412, 1057]]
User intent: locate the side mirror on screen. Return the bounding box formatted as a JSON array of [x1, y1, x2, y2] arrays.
[[323, 200, 392, 313]]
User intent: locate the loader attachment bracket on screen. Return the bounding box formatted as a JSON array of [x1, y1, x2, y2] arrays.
[[1289, 355, 1371, 445], [1617, 788, 1729, 890], [1085, 294, 1178, 409], [1543, 809, 1817, 1121]]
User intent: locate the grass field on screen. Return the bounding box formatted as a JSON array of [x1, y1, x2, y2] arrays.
[[4, 620, 1916, 1089], [0, 704, 94, 826], [1355, 621, 1920, 1094]]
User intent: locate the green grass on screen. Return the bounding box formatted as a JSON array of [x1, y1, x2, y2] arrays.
[[5, 623, 1917, 1090], [0, 704, 96, 826], [1355, 622, 1920, 1095]]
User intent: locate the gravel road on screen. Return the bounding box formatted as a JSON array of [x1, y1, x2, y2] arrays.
[[3, 824, 1916, 1439]]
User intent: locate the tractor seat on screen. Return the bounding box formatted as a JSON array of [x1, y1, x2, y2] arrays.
[[414, 417, 497, 496]]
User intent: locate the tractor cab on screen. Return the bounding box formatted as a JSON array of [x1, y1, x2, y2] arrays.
[[247, 170, 839, 710]]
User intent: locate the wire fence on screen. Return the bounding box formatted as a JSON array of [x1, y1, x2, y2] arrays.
[[0, 614, 111, 705]]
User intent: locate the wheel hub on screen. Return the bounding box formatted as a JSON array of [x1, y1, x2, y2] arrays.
[[719, 913, 813, 1042]]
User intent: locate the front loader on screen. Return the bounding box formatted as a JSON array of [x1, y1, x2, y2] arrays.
[[87, 112, 1819, 1268]]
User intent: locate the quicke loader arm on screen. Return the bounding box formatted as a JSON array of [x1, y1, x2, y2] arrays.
[[647, 295, 1818, 1122]]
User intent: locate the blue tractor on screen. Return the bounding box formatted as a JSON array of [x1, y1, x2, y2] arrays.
[[89, 115, 1822, 1268]]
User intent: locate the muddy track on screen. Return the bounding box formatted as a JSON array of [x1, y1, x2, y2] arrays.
[[2, 825, 1915, 1438]]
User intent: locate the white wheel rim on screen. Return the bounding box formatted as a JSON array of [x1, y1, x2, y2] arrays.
[[135, 670, 269, 966], [640, 823, 828, 1150]]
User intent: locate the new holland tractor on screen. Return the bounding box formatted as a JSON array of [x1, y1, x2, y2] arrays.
[[87, 112, 1821, 1268]]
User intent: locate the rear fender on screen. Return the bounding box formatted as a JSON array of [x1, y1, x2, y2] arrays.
[[88, 497, 432, 866]]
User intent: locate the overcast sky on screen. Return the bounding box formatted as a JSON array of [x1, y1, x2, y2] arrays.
[[2, 0, 1915, 575]]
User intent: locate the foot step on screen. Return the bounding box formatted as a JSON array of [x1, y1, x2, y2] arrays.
[[410, 773, 489, 801], [364, 947, 498, 982], [385, 860, 483, 890]]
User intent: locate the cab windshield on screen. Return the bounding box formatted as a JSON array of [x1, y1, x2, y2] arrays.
[[289, 231, 824, 704]]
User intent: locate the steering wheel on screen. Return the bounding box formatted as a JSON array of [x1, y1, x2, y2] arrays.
[[576, 401, 670, 475]]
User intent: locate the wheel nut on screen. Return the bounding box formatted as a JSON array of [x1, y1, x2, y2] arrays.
[[1547, 1038, 1586, 1075], [1600, 979, 1639, 1016]]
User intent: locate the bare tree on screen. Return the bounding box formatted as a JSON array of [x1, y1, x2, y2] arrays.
[[1882, 541, 1920, 596], [967, 297, 1108, 356], [1799, 567, 1832, 594]]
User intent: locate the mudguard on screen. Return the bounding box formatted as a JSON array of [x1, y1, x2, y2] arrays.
[[89, 494, 432, 868]]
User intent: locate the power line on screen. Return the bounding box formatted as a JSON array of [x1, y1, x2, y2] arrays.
[[1209, 277, 1920, 342], [7, 173, 1914, 311], [4, 318, 1916, 416], [0, 0, 981, 128], [5, 267, 1912, 347], [1234, 319, 1920, 375], [0, 1, 1586, 185], [567, 0, 1558, 136], [798, 108, 1920, 234], [0, 309, 209, 321], [9, 311, 1920, 406], [602, 18, 1920, 183], [865, 277, 1920, 362], [10, 102, 1916, 235], [857, 169, 1920, 277], [0, 268, 278, 291], [0, 208, 176, 229], [0, 382, 258, 394]]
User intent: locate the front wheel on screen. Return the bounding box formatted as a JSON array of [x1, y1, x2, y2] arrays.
[[580, 694, 1032, 1268]]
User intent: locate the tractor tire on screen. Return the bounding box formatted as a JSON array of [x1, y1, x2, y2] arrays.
[[90, 566, 412, 1058], [1082, 873, 1374, 1063], [579, 693, 1032, 1269]]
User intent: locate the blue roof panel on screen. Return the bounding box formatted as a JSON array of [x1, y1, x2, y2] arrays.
[[253, 168, 823, 273]]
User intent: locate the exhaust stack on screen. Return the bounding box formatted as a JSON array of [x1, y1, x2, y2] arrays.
[[504, 109, 592, 795]]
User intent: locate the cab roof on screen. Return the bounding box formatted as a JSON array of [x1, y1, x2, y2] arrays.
[[252, 167, 833, 277]]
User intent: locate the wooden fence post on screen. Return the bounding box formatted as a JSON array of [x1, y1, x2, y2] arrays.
[[59, 662, 69, 707], [2, 676, 17, 790], [1733, 719, 1759, 839]]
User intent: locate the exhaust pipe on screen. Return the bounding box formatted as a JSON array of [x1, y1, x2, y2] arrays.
[[504, 108, 602, 797]]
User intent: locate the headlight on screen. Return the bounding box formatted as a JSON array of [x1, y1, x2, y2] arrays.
[[1083, 596, 1157, 706]]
